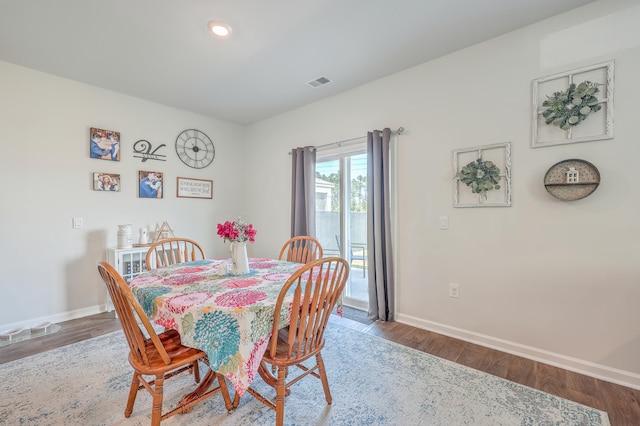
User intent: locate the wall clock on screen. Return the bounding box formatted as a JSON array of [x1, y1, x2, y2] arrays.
[[175, 129, 215, 169]]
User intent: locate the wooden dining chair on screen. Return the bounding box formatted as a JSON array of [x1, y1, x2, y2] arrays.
[[96, 261, 232, 425], [145, 238, 206, 269], [278, 236, 323, 264], [238, 257, 349, 426]]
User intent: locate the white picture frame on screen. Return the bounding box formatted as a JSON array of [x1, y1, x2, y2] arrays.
[[531, 61, 614, 148], [453, 142, 511, 208]]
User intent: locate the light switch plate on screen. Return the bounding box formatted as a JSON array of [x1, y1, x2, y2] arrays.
[[439, 216, 449, 230], [73, 217, 83, 229]]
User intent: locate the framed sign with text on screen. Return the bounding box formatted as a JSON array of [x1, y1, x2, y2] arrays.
[[176, 177, 213, 199]]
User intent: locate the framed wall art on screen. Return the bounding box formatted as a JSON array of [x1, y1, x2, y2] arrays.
[[90, 127, 120, 161], [138, 171, 163, 199], [93, 172, 120, 191], [531, 60, 614, 148], [133, 139, 167, 163], [453, 142, 511, 208], [176, 177, 213, 199]]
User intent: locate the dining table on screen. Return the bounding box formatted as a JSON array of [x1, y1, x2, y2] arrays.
[[129, 257, 305, 399]]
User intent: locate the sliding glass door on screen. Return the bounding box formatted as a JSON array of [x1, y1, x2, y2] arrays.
[[315, 149, 368, 309]]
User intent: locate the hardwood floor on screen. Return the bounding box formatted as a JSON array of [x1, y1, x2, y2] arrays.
[[2, 312, 639, 425], [0, 312, 121, 365]]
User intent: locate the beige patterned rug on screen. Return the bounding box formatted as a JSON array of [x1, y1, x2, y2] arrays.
[[0, 323, 609, 425]]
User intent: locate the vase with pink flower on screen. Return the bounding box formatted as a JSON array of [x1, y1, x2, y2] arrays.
[[217, 217, 257, 275]]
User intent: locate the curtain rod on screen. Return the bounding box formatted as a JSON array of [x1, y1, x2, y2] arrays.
[[288, 127, 404, 155]]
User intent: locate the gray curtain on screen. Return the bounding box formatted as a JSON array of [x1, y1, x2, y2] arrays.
[[367, 128, 394, 322], [290, 146, 316, 237]]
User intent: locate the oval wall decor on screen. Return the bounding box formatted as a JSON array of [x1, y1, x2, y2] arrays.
[[543, 159, 600, 201]]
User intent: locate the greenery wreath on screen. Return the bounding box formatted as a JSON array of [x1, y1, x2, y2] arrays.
[[455, 159, 502, 196], [542, 81, 601, 131]]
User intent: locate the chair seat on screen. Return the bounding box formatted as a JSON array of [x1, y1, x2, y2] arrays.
[[262, 329, 325, 366], [128, 329, 205, 375]]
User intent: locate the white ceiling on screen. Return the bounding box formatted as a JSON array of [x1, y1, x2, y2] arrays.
[[0, 0, 596, 125]]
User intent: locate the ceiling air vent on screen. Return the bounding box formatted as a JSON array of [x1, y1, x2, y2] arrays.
[[306, 76, 332, 88]]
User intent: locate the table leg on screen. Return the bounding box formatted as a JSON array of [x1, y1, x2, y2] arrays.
[[175, 368, 234, 414]]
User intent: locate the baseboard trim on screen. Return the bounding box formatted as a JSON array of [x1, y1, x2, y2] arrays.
[[396, 312, 640, 391], [0, 305, 106, 332]]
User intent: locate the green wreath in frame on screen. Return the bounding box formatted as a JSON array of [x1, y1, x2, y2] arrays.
[[541, 81, 602, 131], [455, 159, 502, 197]]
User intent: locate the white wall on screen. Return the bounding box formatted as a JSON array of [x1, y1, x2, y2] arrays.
[[0, 62, 247, 327], [243, 0, 640, 388]]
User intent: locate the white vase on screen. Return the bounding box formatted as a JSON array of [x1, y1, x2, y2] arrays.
[[117, 224, 133, 248], [230, 241, 250, 275], [139, 227, 148, 244]]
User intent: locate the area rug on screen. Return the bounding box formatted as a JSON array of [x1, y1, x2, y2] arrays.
[[0, 323, 609, 425]]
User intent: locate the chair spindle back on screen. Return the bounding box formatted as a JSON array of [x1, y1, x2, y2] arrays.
[[269, 257, 349, 360], [145, 238, 206, 269], [278, 236, 323, 264]]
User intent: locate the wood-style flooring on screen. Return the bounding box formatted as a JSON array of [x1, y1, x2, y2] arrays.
[[1, 312, 639, 425]]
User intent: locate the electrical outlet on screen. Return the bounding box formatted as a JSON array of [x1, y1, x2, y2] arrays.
[[449, 283, 459, 298]]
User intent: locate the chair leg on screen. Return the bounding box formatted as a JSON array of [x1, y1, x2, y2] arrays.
[[192, 360, 201, 383], [125, 373, 140, 417], [232, 391, 241, 409], [150, 375, 165, 426], [275, 367, 287, 426], [271, 364, 289, 378], [316, 353, 333, 404]]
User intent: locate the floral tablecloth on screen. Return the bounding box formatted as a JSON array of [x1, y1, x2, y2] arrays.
[[130, 258, 304, 395]]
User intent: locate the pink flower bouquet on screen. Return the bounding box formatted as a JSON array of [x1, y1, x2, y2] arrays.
[[217, 218, 257, 243]]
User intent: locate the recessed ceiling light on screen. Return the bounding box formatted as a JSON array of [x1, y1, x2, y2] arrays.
[[208, 20, 232, 39]]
